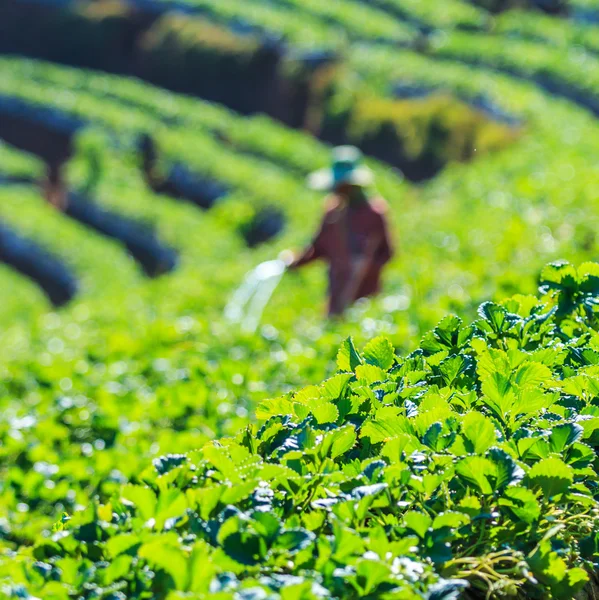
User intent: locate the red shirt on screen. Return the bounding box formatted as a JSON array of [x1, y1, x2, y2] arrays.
[[293, 194, 394, 315]]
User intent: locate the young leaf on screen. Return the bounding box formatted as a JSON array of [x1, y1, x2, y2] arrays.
[[337, 337, 363, 372], [363, 337, 395, 371], [312, 401, 339, 425]]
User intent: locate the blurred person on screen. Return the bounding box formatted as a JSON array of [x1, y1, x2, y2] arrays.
[[283, 146, 394, 317], [42, 162, 68, 212]]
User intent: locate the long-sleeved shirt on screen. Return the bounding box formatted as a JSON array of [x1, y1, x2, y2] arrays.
[[293, 194, 394, 315]]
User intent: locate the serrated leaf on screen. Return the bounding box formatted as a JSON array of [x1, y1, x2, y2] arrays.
[[337, 337, 363, 372], [361, 414, 411, 444], [436, 354, 474, 387], [548, 423, 583, 453], [422, 422, 454, 452], [498, 487, 540, 524], [487, 447, 524, 490], [318, 425, 356, 460], [255, 396, 297, 420], [455, 457, 495, 495], [321, 373, 353, 399], [311, 401, 339, 424], [363, 337, 395, 370], [477, 302, 520, 334], [404, 511, 432, 539], [461, 412, 496, 454], [527, 457, 573, 498], [355, 363, 387, 384]]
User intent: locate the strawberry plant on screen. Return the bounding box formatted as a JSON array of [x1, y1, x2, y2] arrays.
[[4, 261, 599, 599]]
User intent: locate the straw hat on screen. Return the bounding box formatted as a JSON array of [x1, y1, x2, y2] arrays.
[[307, 145, 374, 191]]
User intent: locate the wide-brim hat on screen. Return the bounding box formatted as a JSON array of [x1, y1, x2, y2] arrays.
[[307, 145, 374, 191]]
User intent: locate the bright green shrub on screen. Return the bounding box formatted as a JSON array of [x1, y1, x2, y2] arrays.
[[6, 261, 599, 599]]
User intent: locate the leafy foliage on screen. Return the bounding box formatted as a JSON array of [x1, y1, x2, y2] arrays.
[[4, 264, 599, 598]]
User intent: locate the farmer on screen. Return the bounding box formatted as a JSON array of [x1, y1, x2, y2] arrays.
[[284, 146, 394, 316]]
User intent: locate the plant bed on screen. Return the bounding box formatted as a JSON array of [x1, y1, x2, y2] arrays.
[[138, 134, 229, 209], [66, 192, 179, 277], [0, 222, 77, 306], [0, 95, 82, 166], [239, 205, 286, 247]]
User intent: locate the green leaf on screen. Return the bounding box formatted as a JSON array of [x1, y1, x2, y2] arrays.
[[527, 457, 573, 498], [362, 337, 395, 370], [106, 533, 140, 558], [361, 412, 411, 444], [188, 542, 218, 594], [432, 511, 469, 530], [322, 373, 353, 399], [312, 401, 339, 424], [251, 512, 281, 542], [355, 363, 387, 384], [337, 337, 363, 372], [275, 529, 315, 553], [422, 422, 454, 452], [548, 423, 583, 453], [498, 487, 540, 524], [155, 488, 188, 530], [121, 485, 157, 522], [455, 457, 495, 495], [487, 447, 524, 490], [139, 534, 188, 589], [319, 425, 356, 460], [256, 396, 297, 420], [477, 302, 519, 334], [436, 354, 474, 387], [104, 554, 133, 585], [461, 412, 496, 454], [403, 511, 432, 539]]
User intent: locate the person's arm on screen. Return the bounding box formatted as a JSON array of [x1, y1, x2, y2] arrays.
[[287, 218, 327, 270]]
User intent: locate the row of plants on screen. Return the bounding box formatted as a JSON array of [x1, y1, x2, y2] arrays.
[[427, 30, 599, 115], [135, 0, 415, 45], [0, 140, 44, 181], [3, 48, 599, 348], [493, 8, 599, 55]]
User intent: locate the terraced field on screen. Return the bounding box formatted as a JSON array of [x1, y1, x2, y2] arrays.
[[3, 0, 599, 598]]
